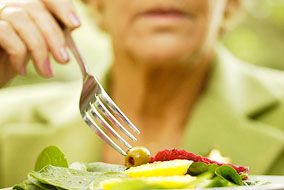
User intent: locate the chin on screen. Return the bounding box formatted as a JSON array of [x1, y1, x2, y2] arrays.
[[126, 34, 203, 66]]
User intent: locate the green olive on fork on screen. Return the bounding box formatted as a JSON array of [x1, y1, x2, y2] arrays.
[[125, 146, 151, 168]]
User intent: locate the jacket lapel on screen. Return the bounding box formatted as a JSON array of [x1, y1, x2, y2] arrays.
[[182, 46, 284, 174]]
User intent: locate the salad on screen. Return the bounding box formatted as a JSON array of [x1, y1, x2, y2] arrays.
[[13, 146, 255, 190]]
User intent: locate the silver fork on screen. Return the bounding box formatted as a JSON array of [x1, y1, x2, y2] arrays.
[[64, 28, 140, 156]]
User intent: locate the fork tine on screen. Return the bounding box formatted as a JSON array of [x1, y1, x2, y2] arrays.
[[90, 100, 132, 149], [84, 112, 127, 156], [94, 97, 137, 142], [99, 91, 140, 135]]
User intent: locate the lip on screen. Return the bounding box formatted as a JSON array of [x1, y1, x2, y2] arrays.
[[142, 9, 187, 19], [136, 5, 194, 22]]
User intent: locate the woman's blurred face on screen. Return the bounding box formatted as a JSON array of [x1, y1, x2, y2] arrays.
[[97, 0, 218, 65]]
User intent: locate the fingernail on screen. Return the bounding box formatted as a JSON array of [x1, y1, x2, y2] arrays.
[[45, 59, 53, 77], [69, 12, 81, 27], [60, 46, 70, 62], [21, 64, 26, 76]]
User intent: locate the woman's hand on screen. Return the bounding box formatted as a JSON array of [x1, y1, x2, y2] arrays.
[[0, 0, 81, 87]]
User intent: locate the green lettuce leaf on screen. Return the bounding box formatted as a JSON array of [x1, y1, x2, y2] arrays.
[[186, 172, 215, 188], [34, 146, 68, 171], [215, 165, 243, 185], [206, 176, 233, 187], [13, 180, 42, 190], [28, 174, 57, 190], [187, 162, 219, 176], [30, 165, 129, 190], [87, 162, 126, 173]]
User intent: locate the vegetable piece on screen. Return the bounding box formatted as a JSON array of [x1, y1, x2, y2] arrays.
[[125, 146, 151, 168], [124, 159, 193, 177], [87, 162, 126, 172], [106, 179, 162, 190], [13, 180, 41, 190], [102, 175, 196, 190], [185, 172, 215, 188], [206, 176, 232, 187], [28, 174, 57, 190], [187, 162, 219, 176], [141, 175, 196, 188], [240, 173, 248, 180], [34, 146, 68, 171], [30, 165, 129, 190], [215, 165, 243, 185], [242, 177, 258, 186]]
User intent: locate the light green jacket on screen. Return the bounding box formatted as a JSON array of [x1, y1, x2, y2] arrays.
[[0, 1, 284, 188], [181, 46, 284, 175]]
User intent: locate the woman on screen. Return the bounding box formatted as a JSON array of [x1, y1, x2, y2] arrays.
[[0, 0, 283, 187]]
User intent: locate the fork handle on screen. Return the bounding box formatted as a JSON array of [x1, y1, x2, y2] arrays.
[[64, 28, 89, 78]]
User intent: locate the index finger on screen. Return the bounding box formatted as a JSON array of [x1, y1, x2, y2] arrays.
[[41, 0, 81, 28]]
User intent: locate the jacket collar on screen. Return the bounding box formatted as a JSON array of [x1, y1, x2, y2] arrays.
[[212, 45, 279, 118], [182, 45, 283, 174]]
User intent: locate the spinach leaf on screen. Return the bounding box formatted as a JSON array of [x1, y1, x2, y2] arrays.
[[28, 174, 57, 190], [187, 162, 219, 176], [13, 180, 43, 190], [215, 165, 243, 185], [87, 162, 126, 173], [30, 165, 129, 190], [206, 176, 232, 187], [35, 146, 68, 171], [243, 177, 264, 186]]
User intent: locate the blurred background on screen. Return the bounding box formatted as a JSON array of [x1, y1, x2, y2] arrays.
[[223, 0, 284, 70]]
